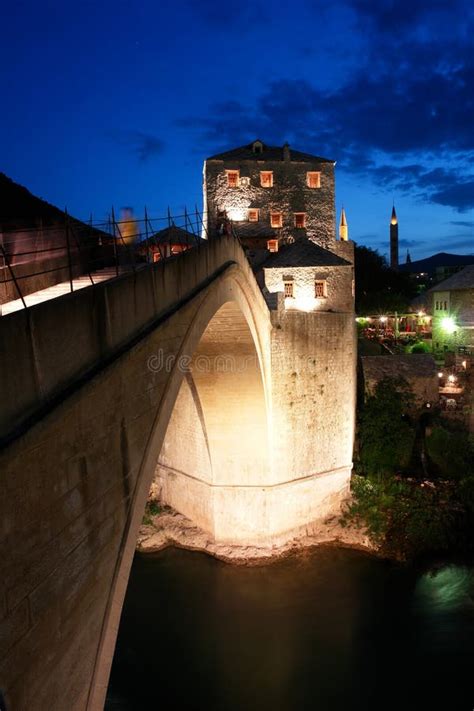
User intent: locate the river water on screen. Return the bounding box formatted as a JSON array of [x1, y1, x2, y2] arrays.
[[106, 547, 474, 710]]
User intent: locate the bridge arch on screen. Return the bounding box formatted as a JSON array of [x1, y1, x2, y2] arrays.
[[88, 265, 272, 709]]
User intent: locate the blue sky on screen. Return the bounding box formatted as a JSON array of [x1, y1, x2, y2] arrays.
[[1, 0, 473, 260]]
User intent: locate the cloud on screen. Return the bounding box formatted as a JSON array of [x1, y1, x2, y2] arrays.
[[177, 0, 474, 212], [449, 220, 473, 227], [111, 130, 165, 162]]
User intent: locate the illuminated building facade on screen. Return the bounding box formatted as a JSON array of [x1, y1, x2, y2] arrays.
[[431, 265, 474, 352], [203, 139, 339, 250]]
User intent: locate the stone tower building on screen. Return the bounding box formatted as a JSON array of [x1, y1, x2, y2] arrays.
[[390, 205, 399, 270], [203, 139, 337, 249], [171, 139, 358, 542]]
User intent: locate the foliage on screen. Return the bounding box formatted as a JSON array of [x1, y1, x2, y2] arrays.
[[142, 499, 162, 525], [426, 424, 474, 479], [409, 341, 430, 353], [357, 377, 416, 478], [355, 246, 416, 315], [342, 474, 474, 561]]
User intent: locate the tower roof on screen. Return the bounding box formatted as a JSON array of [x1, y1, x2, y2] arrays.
[[339, 207, 347, 226], [206, 141, 335, 164], [391, 205, 398, 225]]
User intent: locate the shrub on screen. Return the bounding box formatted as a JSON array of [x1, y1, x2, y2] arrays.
[[358, 377, 416, 479], [426, 425, 474, 479], [342, 474, 472, 560], [410, 341, 430, 353]]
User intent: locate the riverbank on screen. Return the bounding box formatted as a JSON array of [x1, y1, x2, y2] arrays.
[[136, 505, 377, 565]]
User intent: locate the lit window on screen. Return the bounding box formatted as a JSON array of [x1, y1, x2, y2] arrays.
[[284, 280, 294, 298], [267, 239, 279, 252], [315, 280, 327, 298], [306, 171, 321, 188], [226, 170, 239, 188], [260, 171, 273, 187], [270, 212, 282, 228], [294, 213, 306, 228], [248, 209, 259, 222]]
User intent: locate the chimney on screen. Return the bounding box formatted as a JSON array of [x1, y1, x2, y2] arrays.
[[283, 142, 290, 162]]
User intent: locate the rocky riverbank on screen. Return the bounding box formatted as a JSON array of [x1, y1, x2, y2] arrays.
[[136, 506, 377, 565]]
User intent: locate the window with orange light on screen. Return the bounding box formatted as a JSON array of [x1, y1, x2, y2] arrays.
[[284, 280, 294, 298], [248, 209, 259, 222], [270, 212, 282, 228], [315, 280, 327, 298], [306, 171, 321, 188], [294, 213, 306, 228], [267, 239, 279, 252], [226, 170, 239, 188], [260, 171, 273, 187]]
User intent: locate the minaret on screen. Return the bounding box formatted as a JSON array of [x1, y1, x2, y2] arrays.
[[406, 249, 411, 264], [339, 207, 348, 241], [390, 205, 398, 270]]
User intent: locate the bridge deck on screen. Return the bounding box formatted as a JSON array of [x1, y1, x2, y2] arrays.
[[1, 265, 138, 315]]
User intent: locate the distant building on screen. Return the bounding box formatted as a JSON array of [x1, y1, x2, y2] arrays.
[[361, 354, 439, 408], [138, 224, 203, 262], [431, 265, 474, 352], [399, 251, 474, 291]]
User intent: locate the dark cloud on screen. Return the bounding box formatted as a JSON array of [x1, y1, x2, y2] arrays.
[[449, 220, 473, 227], [430, 180, 474, 212], [178, 0, 474, 213], [111, 130, 165, 162]]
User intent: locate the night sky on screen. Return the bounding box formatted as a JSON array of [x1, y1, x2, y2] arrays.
[[1, 0, 473, 260]]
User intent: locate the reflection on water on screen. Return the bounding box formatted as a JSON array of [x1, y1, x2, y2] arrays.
[[106, 548, 474, 711]]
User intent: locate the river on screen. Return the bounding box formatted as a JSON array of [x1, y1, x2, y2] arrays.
[[106, 547, 474, 710]]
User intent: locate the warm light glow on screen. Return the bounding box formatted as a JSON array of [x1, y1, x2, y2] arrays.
[[417, 310, 424, 317], [226, 207, 247, 221], [441, 316, 456, 334], [462, 360, 467, 369], [226, 170, 239, 188], [270, 212, 283, 228], [260, 171, 273, 188], [380, 316, 387, 323], [306, 171, 321, 188], [294, 212, 306, 228], [438, 372, 443, 378], [448, 374, 456, 384], [286, 296, 317, 312], [248, 209, 259, 222]]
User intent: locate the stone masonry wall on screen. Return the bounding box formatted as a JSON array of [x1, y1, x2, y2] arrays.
[[204, 158, 336, 247], [269, 309, 357, 487], [264, 265, 354, 313]]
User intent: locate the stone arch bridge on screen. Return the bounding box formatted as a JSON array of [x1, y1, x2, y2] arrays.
[[0, 234, 355, 710]]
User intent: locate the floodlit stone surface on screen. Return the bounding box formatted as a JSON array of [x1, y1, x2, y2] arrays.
[[0, 230, 356, 710], [137, 507, 376, 564]]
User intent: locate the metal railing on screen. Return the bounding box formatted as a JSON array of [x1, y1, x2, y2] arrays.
[[0, 206, 214, 312]]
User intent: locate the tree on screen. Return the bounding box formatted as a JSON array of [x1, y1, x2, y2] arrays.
[[355, 245, 416, 314], [358, 377, 416, 479]]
